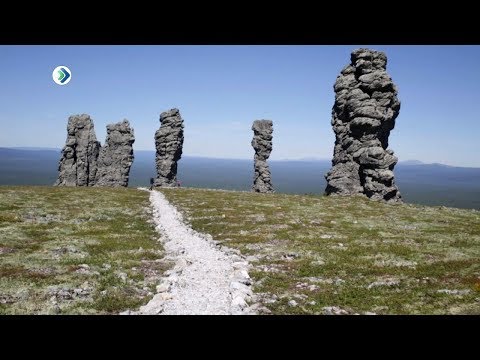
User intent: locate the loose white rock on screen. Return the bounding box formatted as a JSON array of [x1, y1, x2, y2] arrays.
[[133, 190, 256, 315], [156, 283, 170, 293]]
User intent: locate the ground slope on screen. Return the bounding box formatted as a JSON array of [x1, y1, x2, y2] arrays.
[[161, 188, 480, 314]]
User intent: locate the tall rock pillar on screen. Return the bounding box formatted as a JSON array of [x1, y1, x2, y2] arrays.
[[95, 120, 135, 187], [252, 120, 274, 193], [154, 108, 184, 187], [54, 114, 101, 186], [325, 49, 402, 202]]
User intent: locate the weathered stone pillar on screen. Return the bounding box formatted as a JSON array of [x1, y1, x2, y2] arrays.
[[325, 49, 402, 202], [252, 120, 274, 193], [95, 120, 135, 187], [154, 108, 184, 187], [54, 114, 101, 187]]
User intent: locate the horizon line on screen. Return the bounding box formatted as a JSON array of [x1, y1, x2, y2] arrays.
[[2, 146, 480, 168]]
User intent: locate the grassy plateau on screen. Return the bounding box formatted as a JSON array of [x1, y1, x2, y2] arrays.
[[161, 188, 480, 315], [0, 186, 169, 314], [1, 186, 479, 314]]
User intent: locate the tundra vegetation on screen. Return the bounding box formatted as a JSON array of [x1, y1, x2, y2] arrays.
[[0, 186, 169, 314]]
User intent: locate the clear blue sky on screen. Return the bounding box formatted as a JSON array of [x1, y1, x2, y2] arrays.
[[1, 45, 479, 167]]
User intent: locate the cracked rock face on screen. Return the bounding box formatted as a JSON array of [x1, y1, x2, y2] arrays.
[[325, 48, 402, 202], [252, 120, 274, 193], [154, 108, 184, 187], [54, 114, 101, 187], [95, 120, 135, 187]]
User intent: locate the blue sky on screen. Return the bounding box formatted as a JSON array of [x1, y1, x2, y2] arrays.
[[1, 45, 479, 167]]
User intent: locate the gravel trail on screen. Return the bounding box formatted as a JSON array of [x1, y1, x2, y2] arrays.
[[133, 189, 255, 315]]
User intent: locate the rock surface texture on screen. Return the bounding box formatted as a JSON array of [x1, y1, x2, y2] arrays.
[[95, 120, 135, 187], [154, 109, 184, 187], [54, 114, 101, 187], [325, 48, 402, 202], [252, 120, 274, 193]]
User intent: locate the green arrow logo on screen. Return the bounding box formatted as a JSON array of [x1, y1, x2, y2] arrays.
[[53, 66, 72, 85]]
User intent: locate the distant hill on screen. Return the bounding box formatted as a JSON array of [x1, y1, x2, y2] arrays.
[[8, 147, 61, 151], [1, 147, 480, 210], [399, 159, 424, 165]]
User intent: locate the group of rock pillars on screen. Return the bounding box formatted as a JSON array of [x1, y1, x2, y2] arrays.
[[54, 48, 402, 202]]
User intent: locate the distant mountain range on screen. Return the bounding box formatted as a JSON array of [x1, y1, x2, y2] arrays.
[[399, 159, 424, 165], [1, 147, 480, 210]]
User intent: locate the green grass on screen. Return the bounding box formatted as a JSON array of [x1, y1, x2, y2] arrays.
[[161, 188, 480, 315], [3, 185, 479, 315], [0, 186, 169, 314]]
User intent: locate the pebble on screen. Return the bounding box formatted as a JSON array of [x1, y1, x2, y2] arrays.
[[156, 283, 170, 293], [288, 300, 298, 307], [437, 289, 471, 295], [367, 279, 400, 289], [322, 306, 349, 315], [158, 293, 173, 301], [232, 296, 247, 308]]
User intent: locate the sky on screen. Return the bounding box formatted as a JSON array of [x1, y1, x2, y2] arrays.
[[0, 45, 479, 167]]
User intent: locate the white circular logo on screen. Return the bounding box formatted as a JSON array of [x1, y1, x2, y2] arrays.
[[52, 66, 72, 85]]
